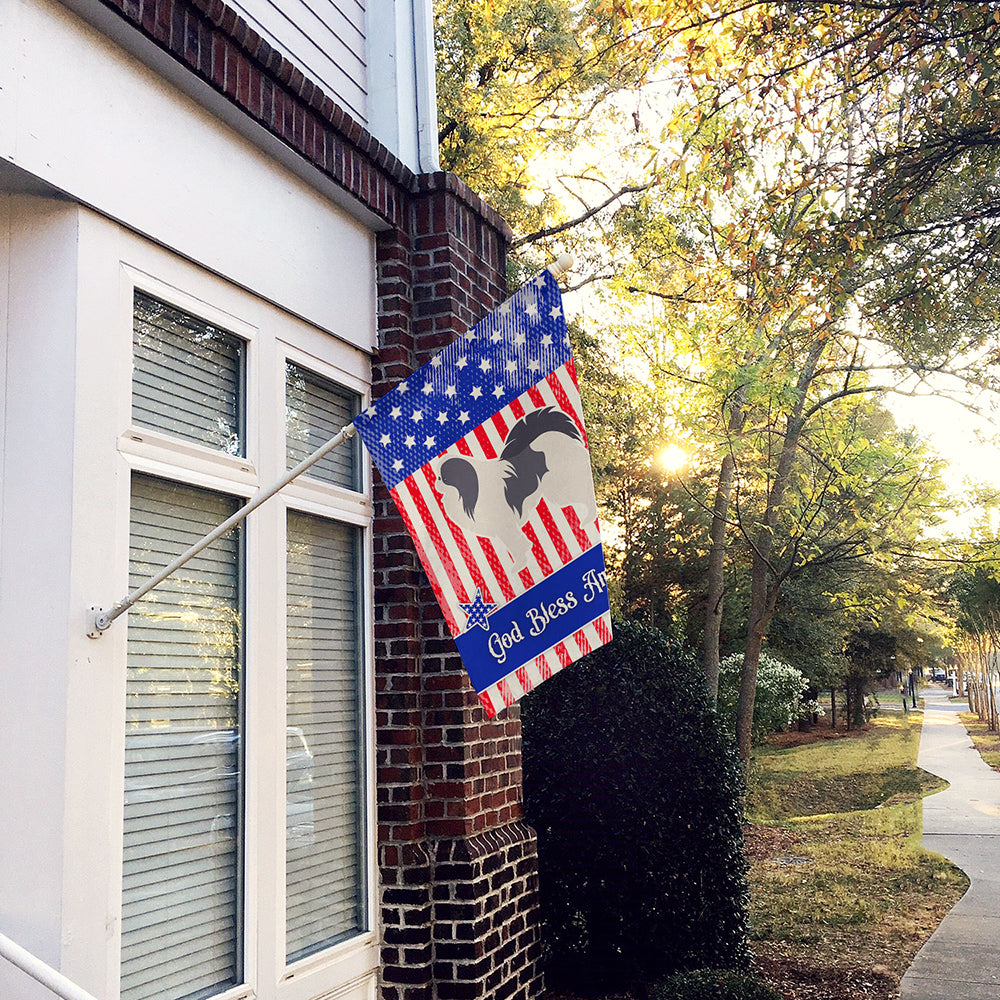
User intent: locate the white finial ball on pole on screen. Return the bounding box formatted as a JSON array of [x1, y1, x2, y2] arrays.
[[547, 253, 576, 279]]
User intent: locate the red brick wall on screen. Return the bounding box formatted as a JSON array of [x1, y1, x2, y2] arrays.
[[96, 1, 543, 995], [97, 0, 509, 237], [373, 183, 542, 1000]]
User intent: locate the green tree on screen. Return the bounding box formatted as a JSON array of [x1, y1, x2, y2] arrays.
[[949, 561, 1000, 728], [435, 0, 1000, 765], [843, 627, 897, 727], [435, 0, 678, 281]]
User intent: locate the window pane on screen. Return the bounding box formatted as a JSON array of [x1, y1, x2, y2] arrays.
[[123, 474, 244, 1000], [286, 362, 361, 490], [286, 511, 366, 962], [133, 291, 245, 456]]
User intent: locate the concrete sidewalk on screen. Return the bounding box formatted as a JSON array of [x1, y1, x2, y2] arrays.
[[900, 688, 1000, 1000]]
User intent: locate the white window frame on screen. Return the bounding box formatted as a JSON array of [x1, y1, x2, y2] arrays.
[[112, 251, 378, 1000]]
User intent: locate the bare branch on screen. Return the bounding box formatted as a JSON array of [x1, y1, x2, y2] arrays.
[[510, 182, 653, 248]]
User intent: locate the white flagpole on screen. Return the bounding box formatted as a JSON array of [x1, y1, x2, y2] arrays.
[[88, 423, 357, 636], [87, 255, 574, 637]]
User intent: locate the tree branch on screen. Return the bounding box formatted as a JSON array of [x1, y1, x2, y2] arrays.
[[510, 182, 653, 248]]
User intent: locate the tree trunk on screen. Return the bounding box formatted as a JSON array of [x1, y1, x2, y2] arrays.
[[735, 404, 813, 768], [830, 688, 836, 729], [990, 668, 999, 733], [703, 451, 737, 706], [736, 551, 780, 766], [734, 340, 824, 771], [852, 678, 867, 727], [702, 396, 746, 708]]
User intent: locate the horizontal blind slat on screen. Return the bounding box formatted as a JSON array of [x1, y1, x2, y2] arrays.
[[285, 361, 360, 489], [132, 290, 244, 456], [123, 474, 243, 1000], [285, 510, 366, 963]]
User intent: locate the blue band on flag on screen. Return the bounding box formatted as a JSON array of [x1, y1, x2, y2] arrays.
[[455, 544, 610, 692]]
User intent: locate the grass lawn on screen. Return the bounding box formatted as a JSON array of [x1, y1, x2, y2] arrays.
[[958, 712, 1000, 771], [542, 712, 968, 1000], [746, 712, 968, 999]]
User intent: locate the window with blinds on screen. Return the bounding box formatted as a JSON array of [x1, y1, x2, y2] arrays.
[[285, 511, 366, 962], [121, 283, 371, 995], [286, 362, 361, 490], [133, 291, 245, 456], [122, 474, 244, 1000]]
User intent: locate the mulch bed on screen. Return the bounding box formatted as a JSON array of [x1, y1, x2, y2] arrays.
[[743, 823, 803, 862], [765, 714, 874, 750], [753, 951, 898, 1000]]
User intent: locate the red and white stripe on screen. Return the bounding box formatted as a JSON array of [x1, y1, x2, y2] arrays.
[[389, 359, 604, 637]]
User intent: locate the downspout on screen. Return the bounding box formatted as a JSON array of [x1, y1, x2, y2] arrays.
[[411, 0, 440, 173]]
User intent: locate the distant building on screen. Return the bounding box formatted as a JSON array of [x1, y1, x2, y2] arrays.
[[0, 1, 542, 998]]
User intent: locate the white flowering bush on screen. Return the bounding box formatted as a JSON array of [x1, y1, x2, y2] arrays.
[[718, 652, 809, 744]]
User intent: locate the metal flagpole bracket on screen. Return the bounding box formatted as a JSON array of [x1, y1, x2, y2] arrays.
[[87, 607, 108, 639], [87, 422, 357, 638]]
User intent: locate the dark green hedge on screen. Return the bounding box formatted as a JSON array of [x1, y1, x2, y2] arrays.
[[652, 970, 783, 1000], [522, 620, 750, 988]]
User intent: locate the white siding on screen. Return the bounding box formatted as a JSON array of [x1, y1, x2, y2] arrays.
[[0, 0, 377, 350], [224, 0, 441, 173], [231, 0, 368, 125]]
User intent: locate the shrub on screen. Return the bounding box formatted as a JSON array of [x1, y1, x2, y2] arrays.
[[718, 651, 808, 744], [522, 619, 750, 988], [652, 969, 784, 1000]]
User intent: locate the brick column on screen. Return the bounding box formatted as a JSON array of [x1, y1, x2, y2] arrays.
[[373, 175, 543, 1000]]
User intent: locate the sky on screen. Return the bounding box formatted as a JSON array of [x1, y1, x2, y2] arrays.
[[888, 390, 1000, 536]]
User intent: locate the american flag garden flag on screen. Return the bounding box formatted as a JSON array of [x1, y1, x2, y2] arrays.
[[353, 270, 612, 717]]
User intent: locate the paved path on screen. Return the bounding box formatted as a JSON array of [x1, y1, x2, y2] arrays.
[[900, 688, 1000, 1000]]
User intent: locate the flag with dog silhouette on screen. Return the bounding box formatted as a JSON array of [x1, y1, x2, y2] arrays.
[[353, 270, 611, 717]]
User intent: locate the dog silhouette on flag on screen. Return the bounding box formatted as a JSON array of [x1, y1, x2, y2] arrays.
[[430, 407, 597, 565]]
